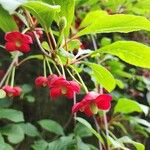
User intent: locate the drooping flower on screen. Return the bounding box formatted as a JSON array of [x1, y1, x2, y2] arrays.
[[12, 86, 22, 97], [72, 92, 112, 117], [48, 74, 80, 99], [26, 28, 43, 40], [2, 85, 22, 97], [35, 76, 48, 87], [5, 31, 33, 53]]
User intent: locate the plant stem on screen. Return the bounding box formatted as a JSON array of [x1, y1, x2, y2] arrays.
[[57, 56, 66, 78], [103, 111, 110, 150], [45, 57, 53, 75], [11, 67, 16, 87], [66, 68, 81, 85], [0, 52, 19, 88], [33, 31, 51, 58], [73, 92, 77, 126], [69, 65, 88, 93], [43, 58, 47, 77], [93, 116, 103, 150]]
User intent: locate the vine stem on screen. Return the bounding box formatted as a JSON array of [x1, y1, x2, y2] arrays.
[[0, 52, 19, 88], [93, 116, 103, 150], [73, 92, 77, 126], [103, 111, 110, 150], [33, 31, 51, 58], [11, 67, 16, 87], [69, 65, 88, 93]]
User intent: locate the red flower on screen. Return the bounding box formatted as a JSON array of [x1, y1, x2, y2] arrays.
[[26, 28, 43, 40], [48, 74, 80, 99], [2, 85, 22, 97], [13, 86, 22, 97], [72, 92, 112, 117], [5, 31, 33, 53], [35, 76, 48, 87]]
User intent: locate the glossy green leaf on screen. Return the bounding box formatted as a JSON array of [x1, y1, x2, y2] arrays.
[[0, 124, 24, 144], [23, 1, 60, 30], [0, 6, 18, 32], [118, 136, 145, 150], [19, 123, 39, 137], [0, 108, 24, 122], [114, 98, 149, 115], [41, 0, 75, 36], [32, 140, 48, 150], [0, 89, 6, 99], [74, 123, 93, 138], [76, 117, 104, 144], [38, 119, 64, 135], [86, 63, 116, 92], [48, 135, 75, 150], [77, 10, 150, 36], [95, 41, 150, 68]]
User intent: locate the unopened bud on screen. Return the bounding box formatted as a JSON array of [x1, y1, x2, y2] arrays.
[[59, 16, 67, 31]]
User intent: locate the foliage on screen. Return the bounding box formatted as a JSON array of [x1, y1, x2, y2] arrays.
[[0, 0, 150, 149]]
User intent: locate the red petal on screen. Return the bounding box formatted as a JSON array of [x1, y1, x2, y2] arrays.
[[65, 90, 74, 99], [84, 91, 99, 101], [13, 86, 22, 97], [50, 87, 62, 99], [35, 76, 48, 87], [95, 94, 112, 110], [69, 81, 80, 93], [72, 102, 83, 113], [5, 42, 17, 52], [19, 44, 31, 53], [23, 34, 33, 44], [83, 105, 93, 117], [5, 32, 21, 41]]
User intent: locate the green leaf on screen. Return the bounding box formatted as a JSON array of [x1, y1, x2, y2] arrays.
[[77, 10, 150, 36], [41, 0, 75, 36], [42, 41, 50, 52], [118, 136, 145, 150], [0, 89, 6, 99], [0, 6, 18, 32], [114, 98, 149, 115], [0, 124, 24, 144], [76, 117, 104, 144], [74, 123, 93, 138], [86, 63, 116, 92], [0, 108, 24, 122], [19, 123, 39, 137], [95, 41, 150, 69], [38, 119, 64, 135], [23, 1, 60, 30], [32, 140, 48, 150], [48, 135, 75, 150], [0, 133, 13, 150]]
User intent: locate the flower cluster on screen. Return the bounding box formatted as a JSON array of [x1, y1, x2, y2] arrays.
[[72, 91, 112, 117], [35, 74, 80, 99], [2, 85, 22, 97], [5, 31, 33, 53], [35, 74, 112, 117]]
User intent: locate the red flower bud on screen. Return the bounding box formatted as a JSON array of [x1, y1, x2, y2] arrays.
[[35, 76, 48, 87], [2, 85, 22, 97]]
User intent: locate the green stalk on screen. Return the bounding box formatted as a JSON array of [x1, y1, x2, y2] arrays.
[[11, 67, 16, 87], [69, 65, 88, 93]]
